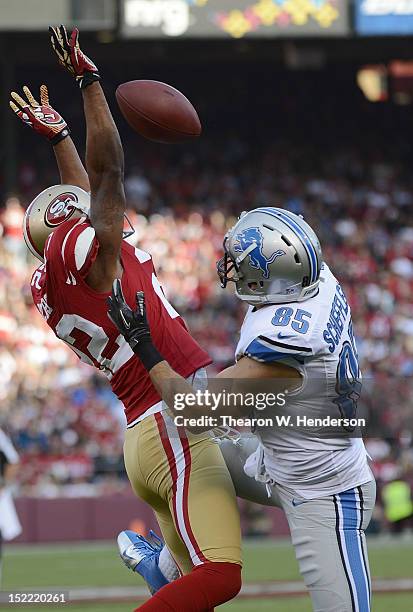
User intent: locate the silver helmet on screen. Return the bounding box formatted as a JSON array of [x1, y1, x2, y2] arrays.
[[217, 207, 323, 305]]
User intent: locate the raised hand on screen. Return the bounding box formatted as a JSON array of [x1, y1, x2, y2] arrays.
[[49, 25, 100, 89], [9, 85, 70, 145]]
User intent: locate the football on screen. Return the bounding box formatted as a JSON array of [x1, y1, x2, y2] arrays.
[[115, 80, 202, 144]]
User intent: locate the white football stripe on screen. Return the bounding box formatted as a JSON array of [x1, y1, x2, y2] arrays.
[[354, 488, 371, 603], [163, 416, 203, 566], [74, 226, 96, 271]]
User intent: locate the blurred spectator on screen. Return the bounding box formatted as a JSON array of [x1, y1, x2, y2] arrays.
[[0, 134, 412, 514], [0, 196, 26, 265], [381, 476, 413, 533]]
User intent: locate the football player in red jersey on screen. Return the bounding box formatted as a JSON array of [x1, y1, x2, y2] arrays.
[[10, 26, 242, 611]]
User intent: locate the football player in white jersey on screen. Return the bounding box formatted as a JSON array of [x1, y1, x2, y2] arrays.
[[109, 207, 376, 612]]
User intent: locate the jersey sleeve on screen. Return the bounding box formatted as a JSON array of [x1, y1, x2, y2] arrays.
[[240, 305, 318, 366], [244, 333, 314, 364], [46, 218, 99, 281]]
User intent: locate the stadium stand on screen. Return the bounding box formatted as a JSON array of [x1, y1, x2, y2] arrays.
[[1, 66, 413, 532]]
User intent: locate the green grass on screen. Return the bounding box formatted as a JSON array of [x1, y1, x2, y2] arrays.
[[2, 537, 413, 611], [6, 596, 412, 612], [225, 596, 413, 612]]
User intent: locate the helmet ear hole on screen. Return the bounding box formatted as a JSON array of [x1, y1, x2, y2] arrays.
[[23, 184, 92, 263], [248, 281, 264, 291]]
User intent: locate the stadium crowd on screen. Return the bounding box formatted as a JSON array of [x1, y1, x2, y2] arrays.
[[1, 133, 413, 531]]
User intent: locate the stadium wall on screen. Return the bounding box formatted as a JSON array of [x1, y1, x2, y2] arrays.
[[11, 497, 289, 543]]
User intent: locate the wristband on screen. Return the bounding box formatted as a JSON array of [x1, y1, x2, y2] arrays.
[[51, 127, 71, 146], [132, 340, 164, 372], [80, 71, 101, 90]]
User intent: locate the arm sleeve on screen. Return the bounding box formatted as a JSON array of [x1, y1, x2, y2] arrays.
[[0, 430, 19, 464]]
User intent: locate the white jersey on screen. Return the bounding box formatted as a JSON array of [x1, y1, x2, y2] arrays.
[[236, 263, 372, 499], [0, 429, 19, 475]]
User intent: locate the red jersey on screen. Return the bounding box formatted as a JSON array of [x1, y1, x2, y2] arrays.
[[31, 217, 211, 424]]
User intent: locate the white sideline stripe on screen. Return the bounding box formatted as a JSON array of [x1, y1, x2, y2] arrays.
[[5, 535, 411, 556], [61, 579, 413, 602]]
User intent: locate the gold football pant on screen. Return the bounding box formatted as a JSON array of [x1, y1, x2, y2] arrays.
[[124, 410, 242, 575]]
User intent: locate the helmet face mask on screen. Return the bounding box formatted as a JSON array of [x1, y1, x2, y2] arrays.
[[217, 207, 323, 306], [217, 237, 240, 288]]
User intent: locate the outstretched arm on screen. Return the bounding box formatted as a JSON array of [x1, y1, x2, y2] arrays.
[[49, 26, 125, 291], [9, 84, 89, 191], [54, 137, 90, 190], [82, 81, 125, 275], [107, 281, 301, 433]]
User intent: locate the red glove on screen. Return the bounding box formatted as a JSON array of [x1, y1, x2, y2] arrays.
[[49, 25, 100, 89], [9, 85, 70, 145]]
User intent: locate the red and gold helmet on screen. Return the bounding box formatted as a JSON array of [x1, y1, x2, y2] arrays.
[[23, 185, 90, 261]]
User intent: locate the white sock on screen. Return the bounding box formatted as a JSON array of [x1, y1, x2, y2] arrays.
[[158, 546, 180, 582]]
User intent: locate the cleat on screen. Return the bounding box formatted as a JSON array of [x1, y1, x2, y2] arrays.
[[117, 530, 168, 595], [147, 529, 164, 549]]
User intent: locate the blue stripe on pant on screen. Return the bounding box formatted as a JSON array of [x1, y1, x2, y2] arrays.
[[337, 488, 370, 612]]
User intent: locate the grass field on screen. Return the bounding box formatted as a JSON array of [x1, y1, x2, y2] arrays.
[[2, 536, 413, 611]]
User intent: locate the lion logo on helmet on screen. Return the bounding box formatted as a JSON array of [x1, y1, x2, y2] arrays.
[[233, 227, 285, 279], [44, 192, 78, 227]]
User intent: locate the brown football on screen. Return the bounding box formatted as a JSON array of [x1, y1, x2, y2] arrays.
[[116, 80, 202, 144]]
